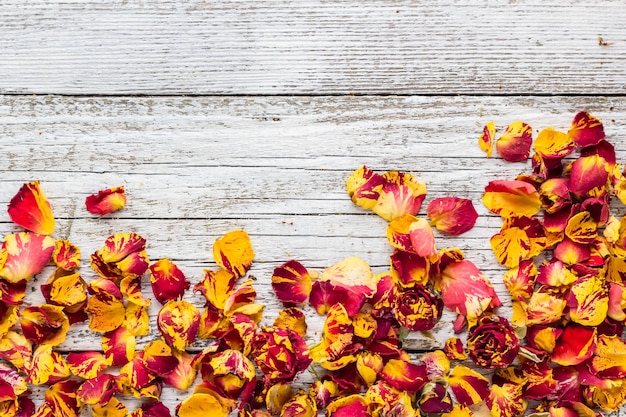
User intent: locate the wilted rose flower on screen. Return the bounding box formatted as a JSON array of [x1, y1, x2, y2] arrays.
[[251, 326, 311, 385], [467, 315, 520, 369], [393, 285, 443, 331]]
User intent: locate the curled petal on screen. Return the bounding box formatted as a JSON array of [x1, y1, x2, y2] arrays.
[[271, 260, 312, 305], [478, 121, 495, 158], [162, 350, 197, 391], [526, 326, 561, 354], [520, 361, 557, 399], [28, 344, 70, 385], [86, 278, 125, 333], [213, 230, 255, 278], [526, 289, 566, 326], [420, 350, 450, 382], [42, 270, 87, 310], [273, 307, 307, 338], [149, 259, 190, 305], [130, 401, 172, 417], [8, 180, 55, 235], [67, 351, 109, 379], [0, 305, 20, 341], [568, 111, 605, 148], [0, 278, 27, 306], [567, 274, 609, 327], [124, 301, 150, 337], [565, 211, 597, 245], [281, 390, 317, 417], [537, 260, 577, 287], [117, 354, 155, 394], [20, 304, 69, 346], [372, 171, 427, 221], [346, 166, 384, 210], [444, 337, 467, 360], [387, 215, 437, 258], [157, 300, 201, 351], [97, 232, 146, 265], [442, 405, 474, 417], [321, 256, 376, 298], [91, 233, 149, 281], [355, 352, 383, 387], [326, 394, 369, 417], [43, 379, 82, 417], [439, 259, 502, 329], [309, 283, 364, 318], [539, 178, 571, 214], [447, 365, 490, 406], [77, 373, 117, 406], [205, 349, 256, 398], [176, 392, 230, 417], [251, 327, 311, 384], [568, 155, 609, 197], [390, 249, 430, 288], [551, 324, 596, 366], [487, 383, 527, 417], [427, 197, 478, 235], [496, 121, 532, 162], [0, 232, 54, 283], [309, 304, 354, 365], [482, 180, 541, 218], [532, 152, 564, 179], [52, 240, 80, 270], [420, 382, 454, 414], [490, 216, 546, 268], [0, 331, 32, 371], [194, 268, 237, 310], [92, 397, 127, 417], [265, 383, 293, 415], [309, 380, 339, 409], [534, 127, 574, 159], [380, 358, 427, 394], [608, 282, 626, 321], [102, 326, 135, 366], [85, 186, 126, 215], [142, 339, 178, 376]]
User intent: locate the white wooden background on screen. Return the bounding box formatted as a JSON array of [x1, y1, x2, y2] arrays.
[[1, 1, 626, 415]]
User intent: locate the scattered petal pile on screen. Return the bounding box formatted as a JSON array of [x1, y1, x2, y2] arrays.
[[0, 111, 623, 417]]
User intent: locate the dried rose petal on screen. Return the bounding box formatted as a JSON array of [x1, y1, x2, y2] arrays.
[[251, 327, 311, 385], [487, 382, 527, 417], [478, 121, 496, 158], [567, 274, 609, 326], [273, 307, 307, 337], [380, 359, 427, 394], [503, 260, 537, 299], [387, 214, 437, 258], [42, 379, 81, 417], [0, 305, 20, 341], [148, 259, 190, 305], [591, 334, 626, 379], [419, 382, 453, 413], [51, 240, 80, 271], [551, 324, 596, 366], [162, 349, 196, 391], [91, 233, 149, 281], [482, 180, 541, 218], [194, 268, 237, 310], [41, 269, 87, 311], [309, 304, 354, 366], [534, 127, 574, 159], [467, 316, 520, 369], [389, 249, 430, 288], [28, 345, 70, 385], [92, 397, 127, 417], [372, 171, 427, 221], [102, 326, 135, 366], [568, 154, 609, 198], [326, 394, 369, 417], [8, 180, 55, 235], [321, 256, 376, 297], [0, 331, 32, 371], [176, 392, 231, 417], [271, 260, 312, 304], [526, 288, 566, 326], [427, 197, 478, 235], [444, 337, 467, 360], [202, 349, 256, 398], [213, 230, 255, 278], [86, 278, 125, 332], [157, 300, 200, 351], [447, 365, 490, 406], [67, 351, 109, 379], [568, 111, 605, 148], [496, 121, 532, 162], [280, 390, 317, 417], [490, 215, 546, 268], [142, 339, 178, 376], [346, 166, 384, 211], [85, 186, 126, 215], [20, 304, 69, 346], [0, 232, 54, 283]]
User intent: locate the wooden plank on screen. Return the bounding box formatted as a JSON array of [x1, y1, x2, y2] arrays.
[[2, 95, 626, 415], [0, 1, 625, 95]]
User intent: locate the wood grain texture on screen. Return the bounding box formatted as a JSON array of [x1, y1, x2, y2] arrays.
[[2, 95, 626, 415], [1, 0, 625, 95]]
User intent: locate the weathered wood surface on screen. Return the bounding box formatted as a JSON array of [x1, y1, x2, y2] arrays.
[[2, 95, 626, 415], [1, 0, 625, 95]]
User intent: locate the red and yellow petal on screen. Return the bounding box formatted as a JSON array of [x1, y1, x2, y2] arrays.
[[176, 392, 231, 417], [372, 171, 427, 222], [478, 121, 496, 158], [97, 232, 146, 265], [204, 349, 256, 398], [387, 214, 437, 258], [321, 256, 377, 298], [85, 186, 126, 215], [162, 349, 197, 391], [0, 232, 54, 283], [271, 260, 312, 305], [309, 304, 354, 365], [564, 211, 598, 245], [86, 279, 125, 333], [92, 397, 127, 417], [534, 127, 574, 159], [496, 121, 533, 162], [42, 379, 82, 417], [487, 382, 527, 417], [380, 358, 427, 394], [8, 180, 55, 235], [482, 180, 541, 218], [28, 344, 70, 385], [280, 389, 317, 417], [346, 166, 384, 211], [591, 335, 626, 379], [568, 111, 605, 148], [326, 394, 369, 417], [42, 270, 87, 309], [567, 274, 609, 327], [551, 324, 596, 366], [102, 326, 135, 367], [273, 307, 307, 338], [194, 268, 237, 310], [142, 339, 178, 376], [503, 260, 537, 299], [427, 197, 479, 235], [52, 240, 80, 270], [157, 300, 201, 351], [0, 331, 32, 371], [526, 289, 567, 326], [444, 337, 467, 360], [447, 365, 490, 406], [20, 304, 69, 346], [148, 258, 190, 305], [67, 351, 110, 380], [490, 216, 546, 268], [568, 155, 610, 198], [213, 230, 255, 279]]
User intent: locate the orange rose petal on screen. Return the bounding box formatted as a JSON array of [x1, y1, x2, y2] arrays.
[[271, 260, 312, 305], [482, 180, 541, 218], [86, 278, 125, 333], [7, 180, 55, 235], [102, 327, 135, 366], [380, 358, 427, 394], [447, 365, 490, 406], [478, 121, 496, 158], [52, 240, 80, 270], [194, 268, 237, 310], [490, 215, 546, 268], [372, 171, 427, 221], [568, 155, 609, 198], [0, 232, 54, 283], [148, 258, 191, 305], [568, 111, 605, 148], [551, 324, 596, 366], [387, 214, 437, 258], [346, 166, 384, 211], [427, 197, 479, 236], [85, 186, 126, 215], [213, 230, 255, 278], [157, 300, 200, 351], [67, 351, 109, 379], [120, 275, 151, 307], [496, 121, 533, 162], [526, 325, 561, 354], [20, 304, 69, 346], [534, 127, 574, 159]]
